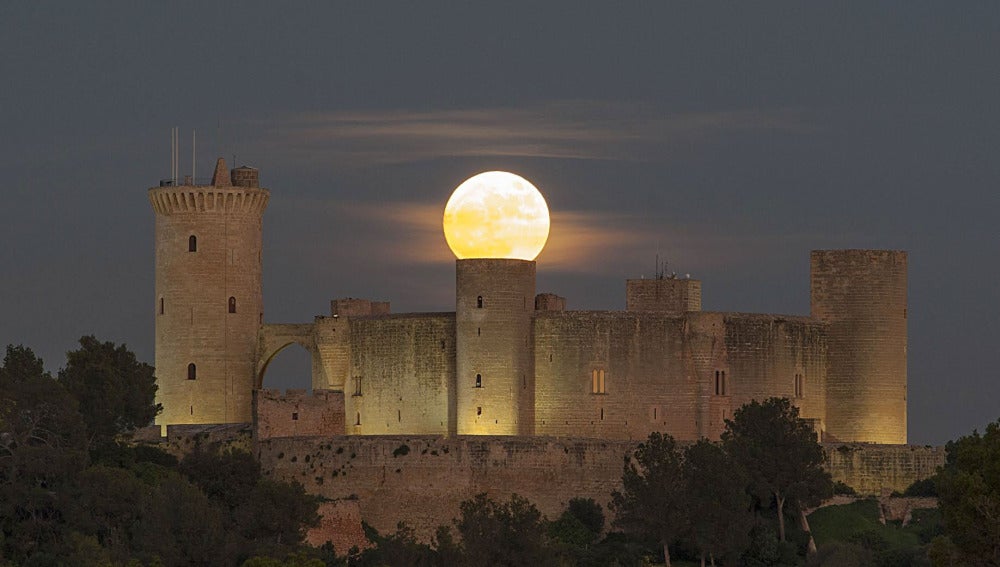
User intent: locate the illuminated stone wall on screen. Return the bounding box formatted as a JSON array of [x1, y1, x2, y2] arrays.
[[533, 311, 827, 441], [723, 314, 828, 439], [534, 311, 697, 440], [346, 314, 456, 436], [455, 259, 536, 435], [811, 250, 908, 443], [149, 172, 268, 429], [253, 389, 345, 439], [256, 435, 943, 541], [626, 277, 702, 312]]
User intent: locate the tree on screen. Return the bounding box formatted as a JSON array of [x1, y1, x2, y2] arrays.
[[721, 398, 831, 544], [58, 336, 160, 444], [0, 345, 88, 563], [610, 432, 687, 567], [454, 493, 554, 566], [683, 439, 753, 566], [936, 419, 1000, 566]]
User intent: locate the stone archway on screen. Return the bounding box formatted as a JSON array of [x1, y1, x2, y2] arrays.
[[257, 323, 318, 389]]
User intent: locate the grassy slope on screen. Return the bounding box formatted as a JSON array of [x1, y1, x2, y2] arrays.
[[808, 499, 940, 552]]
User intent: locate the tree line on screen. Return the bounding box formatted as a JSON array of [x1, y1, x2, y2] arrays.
[[3, 338, 1000, 566], [0, 340, 323, 566]]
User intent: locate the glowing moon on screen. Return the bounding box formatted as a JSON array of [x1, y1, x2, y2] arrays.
[[443, 171, 550, 261]]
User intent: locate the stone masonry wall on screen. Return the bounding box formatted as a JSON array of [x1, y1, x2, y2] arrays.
[[532, 311, 827, 441], [811, 250, 908, 444], [825, 443, 944, 495], [257, 436, 944, 541], [254, 389, 345, 439], [347, 314, 456, 436], [150, 182, 269, 429], [721, 314, 828, 439], [626, 278, 702, 312], [534, 311, 697, 440]]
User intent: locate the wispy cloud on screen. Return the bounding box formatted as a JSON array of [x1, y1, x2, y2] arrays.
[[256, 101, 810, 167], [307, 199, 830, 277]]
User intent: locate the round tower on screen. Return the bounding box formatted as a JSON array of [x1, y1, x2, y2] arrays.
[[149, 158, 269, 429], [456, 259, 536, 435], [810, 250, 907, 444]]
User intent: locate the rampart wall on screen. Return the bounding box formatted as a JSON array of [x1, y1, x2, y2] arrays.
[[532, 311, 827, 440], [257, 436, 943, 541], [347, 314, 456, 436], [254, 389, 345, 439]]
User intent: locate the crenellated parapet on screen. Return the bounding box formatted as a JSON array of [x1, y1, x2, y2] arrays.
[[148, 186, 269, 216]]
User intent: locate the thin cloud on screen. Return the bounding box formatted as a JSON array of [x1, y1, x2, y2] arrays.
[[256, 101, 810, 167]]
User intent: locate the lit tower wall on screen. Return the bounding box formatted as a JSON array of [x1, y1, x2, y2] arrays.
[[455, 259, 536, 435], [149, 158, 269, 429], [810, 250, 907, 444]]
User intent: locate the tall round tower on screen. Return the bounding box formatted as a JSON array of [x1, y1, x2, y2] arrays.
[[442, 171, 550, 435], [149, 158, 269, 429], [456, 259, 536, 434], [811, 249, 907, 444]]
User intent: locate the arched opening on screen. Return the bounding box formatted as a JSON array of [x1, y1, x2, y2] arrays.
[[476, 296, 483, 308], [188, 235, 197, 252], [228, 296, 237, 313], [475, 373, 482, 388], [187, 363, 196, 380], [258, 342, 313, 391]]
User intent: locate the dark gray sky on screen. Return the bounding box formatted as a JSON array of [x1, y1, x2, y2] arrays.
[[2, 3, 996, 445]]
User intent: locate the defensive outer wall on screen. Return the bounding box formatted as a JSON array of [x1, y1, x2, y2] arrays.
[[253, 434, 944, 541]]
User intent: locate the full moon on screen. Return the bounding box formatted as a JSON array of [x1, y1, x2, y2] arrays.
[[443, 171, 550, 261]]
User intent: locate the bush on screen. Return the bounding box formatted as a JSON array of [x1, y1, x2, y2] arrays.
[[833, 481, 858, 496], [902, 477, 937, 497]]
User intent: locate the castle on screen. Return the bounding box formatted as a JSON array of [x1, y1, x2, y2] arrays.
[[150, 160, 907, 445]]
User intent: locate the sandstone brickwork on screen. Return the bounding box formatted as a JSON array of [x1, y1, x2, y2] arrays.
[[455, 259, 536, 435], [305, 500, 370, 555], [811, 250, 907, 443], [347, 314, 456, 436], [254, 389, 345, 439], [626, 277, 702, 312], [255, 435, 942, 542], [149, 159, 269, 430]]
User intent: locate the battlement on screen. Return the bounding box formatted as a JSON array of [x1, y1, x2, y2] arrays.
[[148, 186, 269, 215]]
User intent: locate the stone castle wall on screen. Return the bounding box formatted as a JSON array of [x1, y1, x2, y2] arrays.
[[254, 389, 345, 439], [534, 312, 697, 440], [532, 311, 827, 441], [347, 314, 456, 436], [257, 435, 944, 541]]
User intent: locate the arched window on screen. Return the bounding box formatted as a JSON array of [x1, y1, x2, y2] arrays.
[[355, 412, 361, 426], [475, 374, 482, 388], [187, 363, 196, 380], [476, 296, 483, 308], [188, 235, 197, 252], [228, 296, 237, 313], [159, 297, 164, 315]]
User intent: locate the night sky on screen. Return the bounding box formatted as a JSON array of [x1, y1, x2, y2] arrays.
[[2, 3, 997, 445]]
